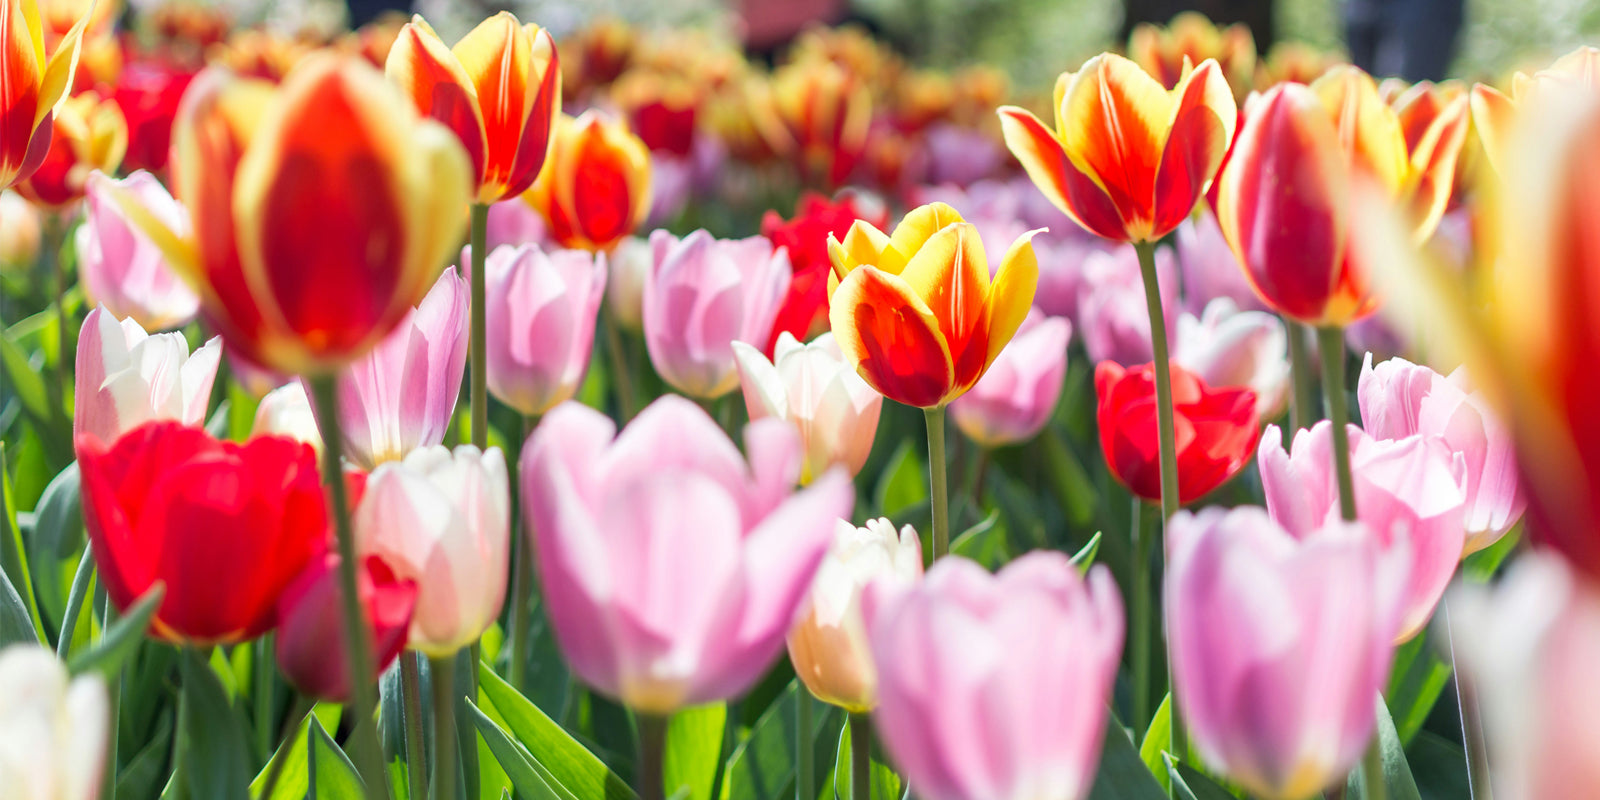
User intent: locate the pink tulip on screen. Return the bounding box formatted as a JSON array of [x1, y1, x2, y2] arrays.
[[923, 122, 1005, 186], [1174, 298, 1291, 421], [1075, 245, 1176, 367], [949, 309, 1072, 447], [1357, 354, 1525, 553], [354, 445, 510, 657], [1259, 422, 1467, 641], [484, 244, 607, 417], [865, 553, 1123, 800], [1166, 506, 1407, 800], [1175, 211, 1268, 315], [321, 268, 469, 469], [485, 199, 549, 252], [274, 553, 417, 703], [643, 230, 791, 399], [0, 644, 109, 800], [646, 154, 692, 227], [732, 332, 883, 484], [77, 171, 199, 332], [73, 306, 220, 447], [1453, 553, 1600, 800], [520, 395, 854, 712]]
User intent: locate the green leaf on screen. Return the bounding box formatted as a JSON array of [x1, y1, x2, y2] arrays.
[[253, 710, 315, 800], [180, 648, 254, 800], [28, 462, 82, 628], [1463, 525, 1520, 581], [0, 564, 38, 646], [949, 509, 1007, 568], [1070, 531, 1103, 573], [664, 703, 726, 800], [1384, 626, 1452, 745], [0, 329, 52, 424], [1163, 756, 1236, 800], [1138, 695, 1172, 792], [467, 701, 562, 800], [1086, 712, 1166, 800], [1405, 731, 1471, 800], [1041, 429, 1097, 528], [1345, 697, 1422, 800], [0, 442, 44, 640], [873, 442, 927, 519], [308, 715, 366, 799], [69, 583, 162, 677], [56, 546, 94, 658], [117, 709, 175, 800], [831, 716, 905, 800], [719, 681, 840, 800], [476, 662, 635, 800]]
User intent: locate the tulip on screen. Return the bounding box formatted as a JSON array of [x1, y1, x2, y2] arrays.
[[386, 12, 562, 204], [321, 267, 469, 469], [1096, 361, 1259, 504], [251, 382, 322, 452], [1259, 422, 1467, 641], [78, 421, 329, 644], [827, 202, 1040, 408], [76, 171, 199, 331], [1075, 246, 1176, 367], [0, 644, 108, 800], [520, 395, 854, 712], [524, 110, 652, 253], [0, 190, 41, 273], [16, 90, 126, 208], [950, 310, 1072, 448], [732, 332, 883, 484], [605, 235, 650, 331], [1175, 211, 1265, 314], [997, 53, 1236, 244], [275, 553, 417, 703], [73, 306, 220, 447], [643, 229, 791, 399], [112, 54, 473, 375], [762, 59, 872, 189], [866, 552, 1123, 800], [1357, 355, 1525, 554], [1165, 506, 1407, 800], [1470, 46, 1599, 174], [787, 517, 921, 712], [1174, 298, 1291, 421], [484, 244, 607, 417], [1127, 11, 1256, 101], [354, 444, 510, 657], [0, 0, 90, 190], [484, 194, 549, 251], [111, 58, 195, 174], [761, 192, 889, 355]]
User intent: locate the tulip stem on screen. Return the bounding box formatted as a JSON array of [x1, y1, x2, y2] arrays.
[[924, 406, 950, 562], [470, 204, 489, 450], [637, 713, 671, 800], [254, 635, 274, 763], [1361, 738, 1386, 800], [1315, 327, 1358, 521], [796, 688, 813, 800], [45, 214, 67, 427], [1130, 496, 1151, 729], [1286, 320, 1318, 431], [849, 712, 872, 800], [1132, 241, 1179, 521], [402, 653, 428, 798], [102, 597, 120, 800], [429, 655, 459, 800], [509, 414, 538, 693], [306, 375, 391, 800]]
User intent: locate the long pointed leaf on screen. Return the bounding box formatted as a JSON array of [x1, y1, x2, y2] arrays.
[[477, 662, 635, 800], [69, 583, 163, 677], [467, 701, 562, 800]]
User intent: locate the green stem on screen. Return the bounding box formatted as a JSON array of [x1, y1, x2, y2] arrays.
[[508, 414, 537, 692], [1130, 497, 1150, 730], [602, 308, 639, 421], [637, 713, 671, 800], [796, 688, 813, 800], [1316, 327, 1358, 522], [430, 655, 459, 800], [46, 215, 66, 425], [1132, 241, 1179, 521], [254, 635, 274, 763], [924, 406, 950, 562], [402, 653, 429, 799], [1286, 319, 1318, 431], [470, 204, 489, 450], [848, 713, 871, 800], [1362, 738, 1386, 800], [306, 375, 390, 800], [102, 597, 119, 800]]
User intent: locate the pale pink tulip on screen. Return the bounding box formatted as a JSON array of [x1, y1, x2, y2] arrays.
[[646, 154, 692, 227], [643, 230, 791, 399], [76, 171, 199, 332], [865, 553, 1123, 800], [1175, 211, 1268, 314], [1075, 246, 1176, 367], [485, 198, 549, 252], [484, 244, 607, 417], [1358, 354, 1525, 553], [354, 445, 510, 657], [1166, 506, 1407, 800], [1259, 422, 1467, 641], [321, 268, 469, 469], [732, 332, 882, 484], [787, 518, 921, 712], [0, 645, 109, 800], [1175, 298, 1291, 421], [73, 306, 220, 447], [606, 236, 651, 332], [520, 395, 853, 712], [251, 383, 322, 453], [0, 191, 41, 274], [950, 309, 1072, 447]]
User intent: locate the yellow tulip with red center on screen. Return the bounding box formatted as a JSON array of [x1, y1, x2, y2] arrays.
[[826, 202, 1039, 409], [523, 110, 651, 253], [0, 0, 91, 190], [111, 54, 473, 376], [1472, 46, 1600, 174], [16, 90, 124, 207], [1127, 11, 1256, 101], [997, 53, 1237, 244], [386, 12, 562, 205]]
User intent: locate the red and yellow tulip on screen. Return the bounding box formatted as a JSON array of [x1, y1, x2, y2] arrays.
[[1471, 45, 1600, 174], [826, 202, 1039, 408], [523, 110, 651, 253], [16, 89, 124, 207], [1127, 11, 1256, 102], [386, 12, 561, 205], [764, 59, 873, 189], [997, 53, 1237, 244], [0, 0, 91, 190]]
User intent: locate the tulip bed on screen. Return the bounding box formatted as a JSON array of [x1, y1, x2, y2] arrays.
[[0, 3, 1594, 800]]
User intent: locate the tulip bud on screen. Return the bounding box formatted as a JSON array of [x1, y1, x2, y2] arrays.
[[0, 0, 91, 191], [484, 244, 607, 417], [525, 110, 652, 253], [77, 171, 200, 331], [604, 235, 650, 331], [252, 382, 322, 452], [73, 307, 221, 448], [0, 644, 109, 800], [0, 190, 41, 273], [1096, 361, 1259, 504], [1173, 299, 1291, 422], [17, 91, 127, 208], [950, 310, 1072, 448], [275, 554, 417, 703], [733, 332, 883, 484]]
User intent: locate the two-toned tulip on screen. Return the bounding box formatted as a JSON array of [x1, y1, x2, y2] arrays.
[[16, 90, 125, 208], [762, 59, 872, 189], [0, 0, 91, 190], [77, 171, 198, 331], [826, 202, 1039, 408], [112, 55, 473, 375], [73, 306, 220, 447], [524, 110, 652, 252], [733, 332, 883, 484], [1127, 11, 1256, 102], [386, 12, 561, 204], [1470, 46, 1600, 174], [950, 310, 1072, 448], [484, 243, 607, 417], [997, 53, 1236, 243]]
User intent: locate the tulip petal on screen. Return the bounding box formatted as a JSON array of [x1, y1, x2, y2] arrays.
[[1469, 83, 1513, 173], [997, 105, 1128, 241], [386, 16, 489, 190], [984, 230, 1042, 368], [886, 202, 965, 270], [1311, 67, 1409, 196], [1402, 94, 1469, 238], [35, 0, 91, 128], [1058, 54, 1174, 240], [828, 220, 893, 279], [830, 265, 954, 408], [498, 27, 561, 200], [897, 222, 992, 391], [1152, 60, 1236, 238]]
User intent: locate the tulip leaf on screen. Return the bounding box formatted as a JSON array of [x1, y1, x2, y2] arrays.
[[1384, 627, 1452, 745], [308, 714, 367, 799], [664, 703, 726, 800], [950, 508, 1006, 568], [1162, 755, 1236, 800], [1345, 697, 1422, 800], [1138, 695, 1173, 792], [117, 708, 175, 800], [0, 562, 38, 646], [719, 681, 840, 800], [28, 461, 81, 629], [1463, 525, 1520, 582], [467, 701, 562, 800], [0, 442, 44, 640], [831, 715, 907, 800], [55, 545, 95, 658], [1086, 711, 1167, 800], [69, 582, 163, 677], [1404, 730, 1472, 800], [180, 648, 254, 800], [873, 441, 927, 519], [1041, 428, 1098, 529], [477, 662, 636, 800], [1070, 531, 1103, 573], [0, 330, 56, 431]]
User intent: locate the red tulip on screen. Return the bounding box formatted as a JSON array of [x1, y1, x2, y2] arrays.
[[760, 192, 888, 356], [112, 58, 195, 174], [77, 420, 330, 645], [275, 553, 417, 703], [1096, 361, 1259, 504]]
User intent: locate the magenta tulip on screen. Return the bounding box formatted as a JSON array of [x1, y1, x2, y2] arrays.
[[74, 306, 220, 447], [950, 309, 1072, 448], [77, 171, 199, 332], [484, 244, 607, 417]]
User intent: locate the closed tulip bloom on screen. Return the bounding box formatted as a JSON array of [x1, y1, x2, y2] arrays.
[[111, 58, 195, 174], [950, 310, 1072, 448], [354, 445, 510, 657], [521, 395, 854, 712], [1166, 506, 1406, 800], [0, 0, 90, 190], [525, 110, 652, 253], [0, 644, 108, 800], [867, 553, 1123, 800], [1174, 298, 1291, 421], [1259, 422, 1467, 641], [112, 55, 473, 375], [0, 190, 40, 273], [275, 553, 417, 703], [73, 306, 221, 447], [1096, 361, 1259, 504], [484, 244, 607, 416], [1358, 355, 1525, 553], [787, 518, 920, 712], [827, 202, 1040, 408], [604, 235, 649, 331], [763, 59, 872, 189], [323, 267, 469, 469], [732, 332, 883, 484], [644, 229, 791, 399], [251, 382, 321, 452], [1470, 46, 1600, 174], [78, 421, 329, 644], [77, 171, 199, 331], [16, 90, 125, 208], [386, 12, 561, 204], [998, 53, 1236, 243]]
